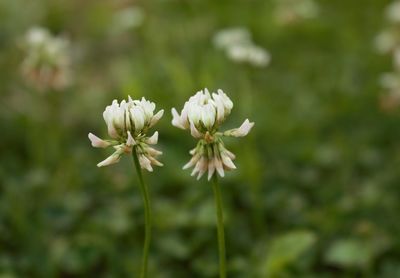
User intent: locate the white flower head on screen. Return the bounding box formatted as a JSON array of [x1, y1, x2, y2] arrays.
[[21, 26, 71, 91], [171, 89, 254, 180], [89, 96, 164, 170]]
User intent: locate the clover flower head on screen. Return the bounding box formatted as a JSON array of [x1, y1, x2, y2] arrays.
[[89, 96, 164, 171], [171, 89, 254, 180], [21, 26, 71, 91]]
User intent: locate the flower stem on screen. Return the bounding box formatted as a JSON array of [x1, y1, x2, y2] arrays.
[[132, 147, 152, 278], [211, 174, 227, 278]]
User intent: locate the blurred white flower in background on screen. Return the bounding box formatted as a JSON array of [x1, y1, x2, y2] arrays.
[[109, 6, 145, 35], [213, 27, 270, 67], [213, 27, 251, 50], [171, 88, 254, 180], [375, 1, 400, 110], [386, 1, 400, 23], [274, 0, 319, 25], [21, 26, 71, 91], [89, 96, 164, 170]]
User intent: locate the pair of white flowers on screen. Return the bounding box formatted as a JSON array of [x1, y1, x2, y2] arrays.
[[89, 89, 254, 180]]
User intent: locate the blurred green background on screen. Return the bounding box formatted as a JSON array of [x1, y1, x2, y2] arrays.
[[1, 0, 400, 277]]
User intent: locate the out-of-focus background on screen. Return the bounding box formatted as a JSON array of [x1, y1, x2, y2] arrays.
[[1, 0, 400, 277]]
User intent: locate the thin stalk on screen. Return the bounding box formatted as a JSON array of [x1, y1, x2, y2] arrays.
[[132, 147, 152, 278], [211, 174, 227, 278]]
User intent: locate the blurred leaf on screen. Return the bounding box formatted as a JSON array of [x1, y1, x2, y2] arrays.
[[263, 230, 316, 276], [324, 239, 373, 268]]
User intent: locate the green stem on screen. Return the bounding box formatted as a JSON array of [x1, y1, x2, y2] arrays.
[[212, 174, 227, 278], [132, 147, 152, 278]]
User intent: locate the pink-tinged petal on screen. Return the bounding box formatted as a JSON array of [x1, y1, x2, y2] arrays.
[[208, 158, 216, 180], [146, 147, 163, 157], [196, 157, 208, 180], [88, 133, 111, 148], [215, 157, 225, 177], [139, 155, 153, 172]]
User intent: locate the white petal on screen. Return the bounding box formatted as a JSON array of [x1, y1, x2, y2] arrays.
[[149, 109, 164, 128], [139, 155, 153, 172], [190, 121, 203, 138], [88, 133, 110, 148], [145, 131, 159, 145], [228, 119, 254, 137], [171, 108, 186, 129], [207, 158, 216, 180], [146, 146, 163, 157], [97, 152, 121, 167], [183, 152, 201, 170], [130, 106, 145, 131], [221, 152, 236, 169], [196, 157, 208, 180], [126, 131, 136, 146]]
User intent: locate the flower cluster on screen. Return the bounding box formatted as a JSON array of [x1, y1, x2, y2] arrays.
[[21, 27, 71, 91], [375, 1, 400, 110], [89, 97, 164, 170], [273, 0, 319, 26], [172, 89, 254, 180], [213, 27, 270, 67]]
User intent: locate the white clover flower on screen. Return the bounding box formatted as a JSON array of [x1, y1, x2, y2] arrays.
[[172, 89, 254, 180], [21, 26, 71, 91], [89, 96, 164, 170]]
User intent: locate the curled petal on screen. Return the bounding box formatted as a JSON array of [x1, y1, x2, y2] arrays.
[[149, 109, 164, 128], [183, 152, 201, 170], [145, 131, 159, 145], [207, 158, 216, 180], [190, 122, 203, 138], [225, 119, 254, 137], [213, 145, 225, 177], [221, 152, 236, 169], [149, 156, 164, 167], [171, 108, 186, 129], [139, 155, 153, 172], [88, 133, 111, 148], [146, 146, 163, 157], [196, 157, 208, 180], [97, 151, 122, 167], [126, 131, 136, 146]]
